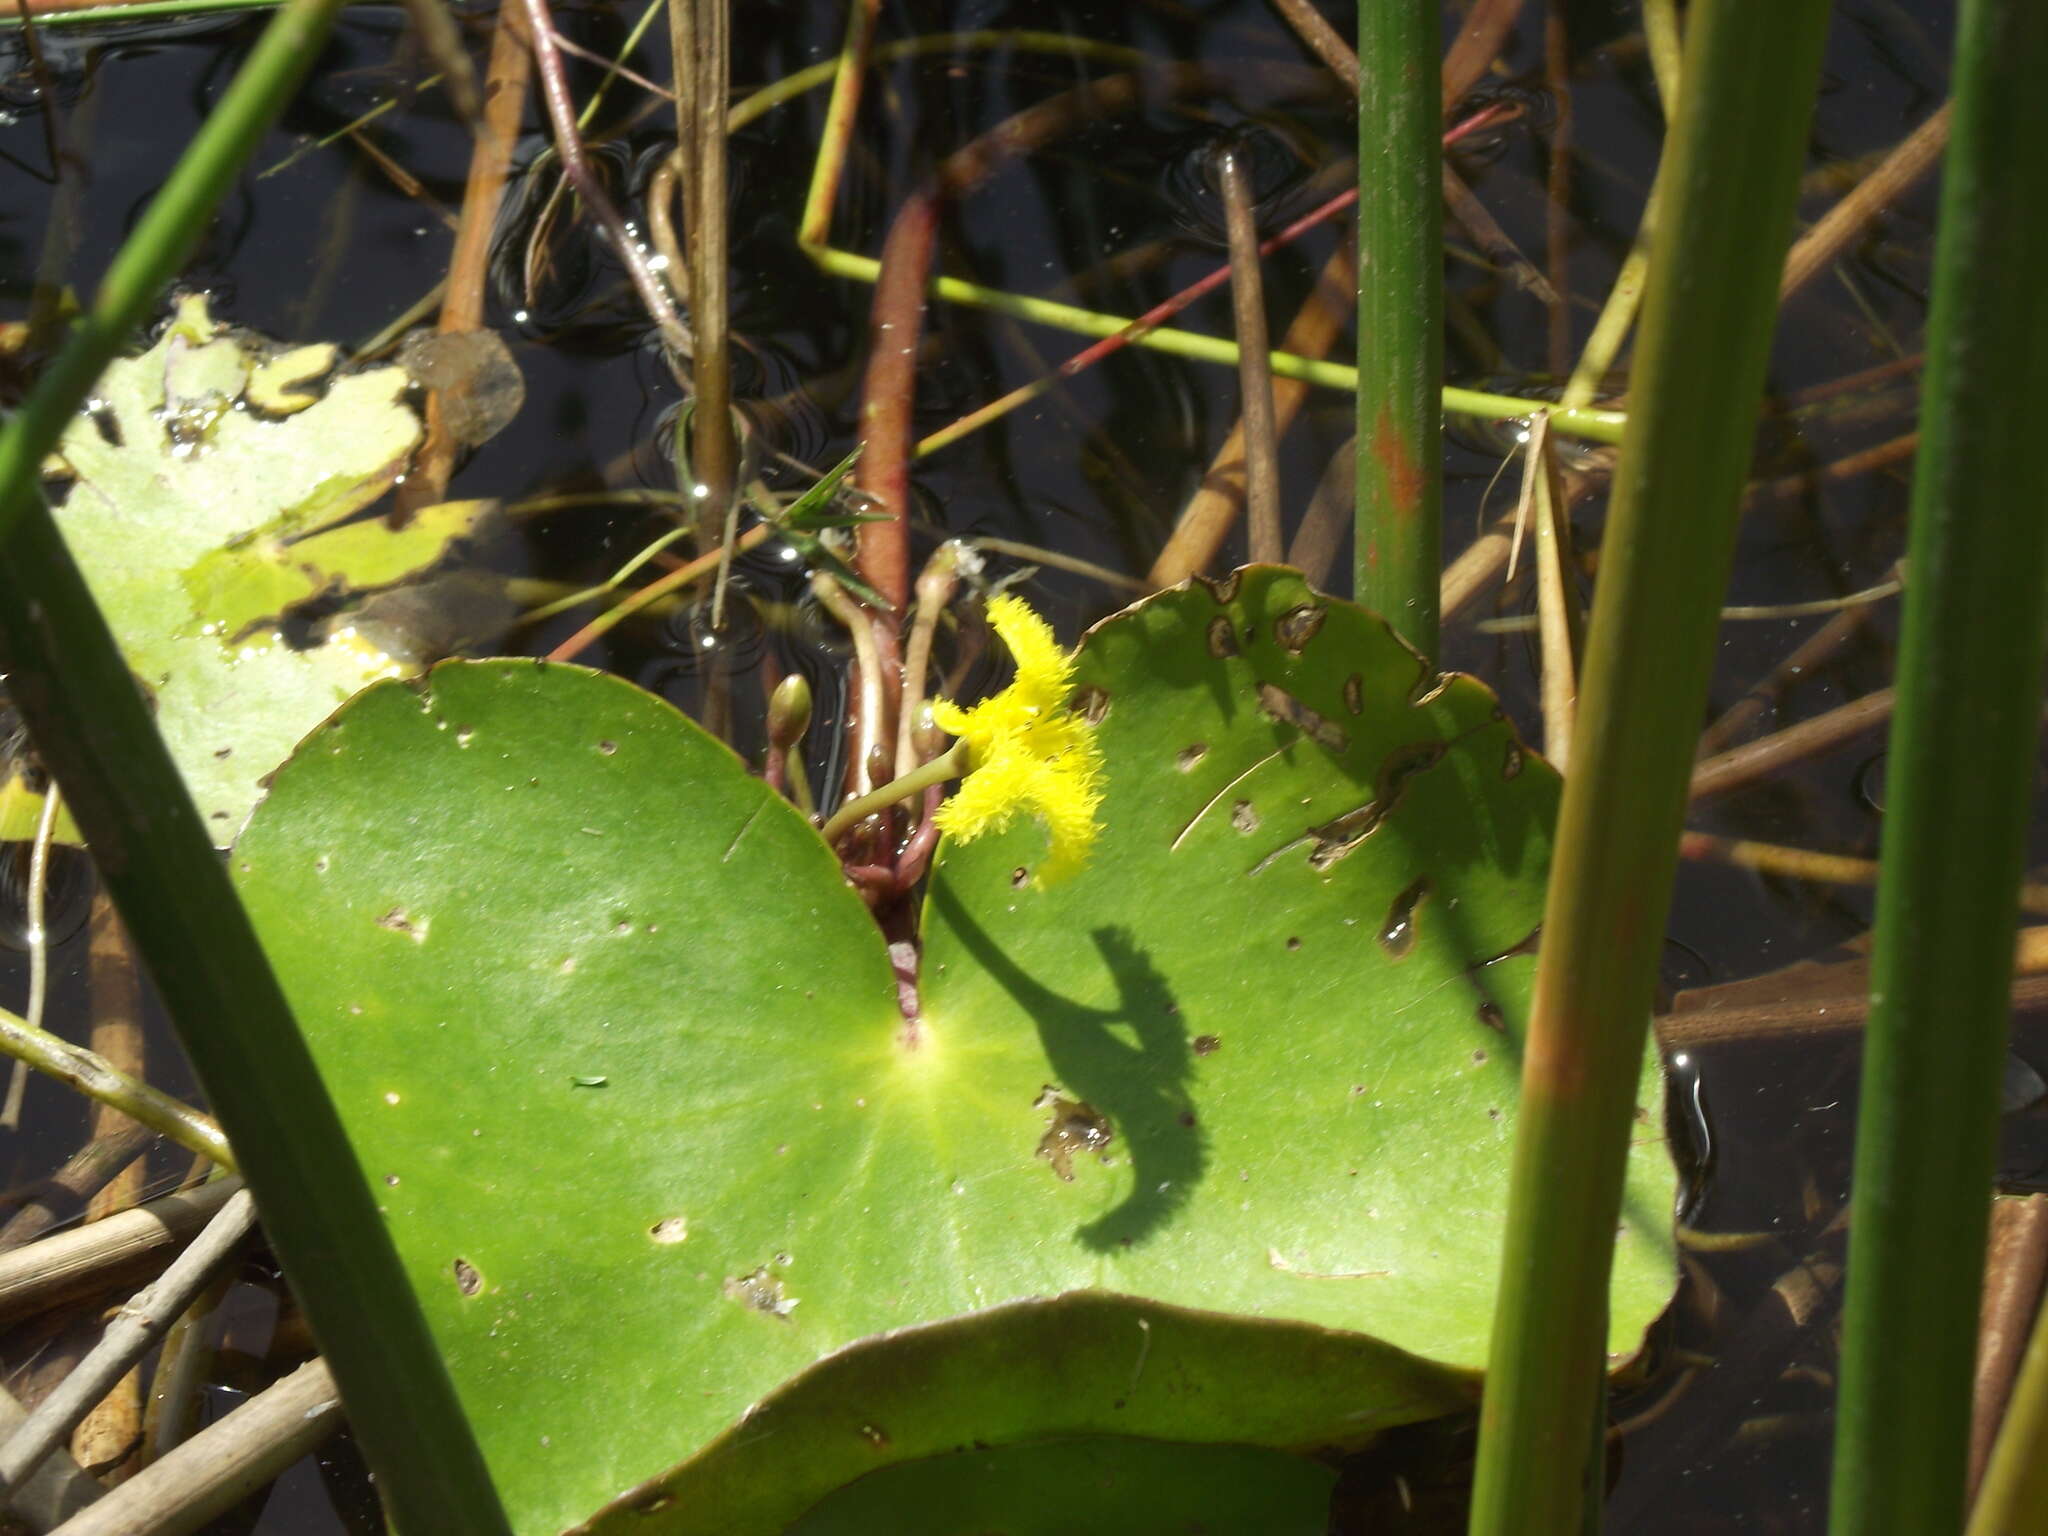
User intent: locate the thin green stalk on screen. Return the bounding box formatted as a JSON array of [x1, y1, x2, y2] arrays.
[[818, 741, 966, 846], [809, 239, 1628, 443], [0, 1004, 230, 1169], [1353, 0, 1442, 660], [1466, 5, 1830, 1532], [1831, 4, 2048, 1531], [0, 0, 507, 1527]]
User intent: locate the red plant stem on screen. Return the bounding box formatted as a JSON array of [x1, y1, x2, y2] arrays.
[[849, 190, 938, 614], [519, 0, 692, 360], [545, 521, 773, 663]]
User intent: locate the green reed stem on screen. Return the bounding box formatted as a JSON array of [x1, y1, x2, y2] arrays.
[[1466, 4, 1831, 1531], [0, 0, 508, 1528], [1831, 5, 2048, 1531], [1352, 0, 1442, 660]]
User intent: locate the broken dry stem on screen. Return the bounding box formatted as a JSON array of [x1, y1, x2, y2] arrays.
[[1781, 99, 1952, 302], [1528, 419, 1580, 768], [0, 1118, 154, 1253], [140, 1262, 234, 1465], [1149, 235, 1353, 585], [677, 0, 736, 528], [0, 1189, 255, 1495], [51, 1356, 342, 1536], [1216, 141, 1282, 564], [0, 1180, 239, 1329], [1688, 687, 1895, 802], [1697, 580, 1887, 756], [1969, 1194, 2048, 1502]]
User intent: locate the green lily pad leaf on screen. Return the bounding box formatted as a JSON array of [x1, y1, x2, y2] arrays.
[[185, 497, 497, 635], [46, 293, 426, 842], [782, 1435, 1334, 1536], [231, 573, 1675, 1536], [0, 775, 83, 846], [913, 568, 1676, 1362]]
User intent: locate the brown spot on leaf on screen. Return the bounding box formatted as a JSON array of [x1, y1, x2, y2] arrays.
[[1343, 673, 1364, 715], [1230, 799, 1260, 834], [1256, 683, 1349, 750], [1073, 684, 1110, 724], [1503, 742, 1524, 779], [376, 907, 428, 943], [1273, 604, 1326, 655], [453, 1259, 482, 1295], [1175, 744, 1209, 772], [1206, 617, 1238, 658], [1193, 1034, 1221, 1056]]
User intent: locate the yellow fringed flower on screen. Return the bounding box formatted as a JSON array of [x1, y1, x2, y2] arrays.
[[931, 595, 1104, 885]]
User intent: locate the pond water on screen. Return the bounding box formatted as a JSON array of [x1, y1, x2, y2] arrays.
[[0, 0, 2039, 1530]]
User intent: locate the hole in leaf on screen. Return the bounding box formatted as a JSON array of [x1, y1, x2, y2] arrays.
[[453, 1259, 482, 1295], [1343, 673, 1364, 715], [1206, 617, 1238, 658], [1175, 744, 1208, 772], [1273, 603, 1326, 654], [1033, 1087, 1115, 1181], [649, 1217, 688, 1244], [1230, 800, 1259, 834], [723, 1266, 799, 1318], [1378, 877, 1432, 959], [1073, 684, 1109, 723]]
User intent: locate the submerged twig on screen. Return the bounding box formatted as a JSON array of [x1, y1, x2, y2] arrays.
[[1688, 688, 1895, 802], [1697, 568, 1895, 756], [1781, 100, 1952, 302], [0, 1179, 239, 1329], [1153, 239, 1353, 586], [521, 0, 692, 361], [0, 1118, 153, 1253], [49, 1356, 341, 1536], [400, 0, 531, 514], [0, 1188, 255, 1496]]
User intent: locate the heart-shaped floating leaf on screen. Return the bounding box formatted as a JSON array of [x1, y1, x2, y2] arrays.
[[232, 570, 1675, 1536], [46, 295, 453, 843]]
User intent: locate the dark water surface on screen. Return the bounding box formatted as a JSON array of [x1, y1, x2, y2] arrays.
[[0, 0, 2036, 1530]]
